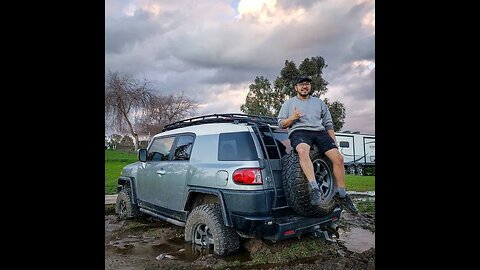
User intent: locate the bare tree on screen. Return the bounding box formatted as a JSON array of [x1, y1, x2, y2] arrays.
[[105, 71, 155, 151], [136, 92, 198, 138]]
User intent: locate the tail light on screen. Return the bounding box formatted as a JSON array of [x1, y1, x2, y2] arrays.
[[232, 168, 262, 185]]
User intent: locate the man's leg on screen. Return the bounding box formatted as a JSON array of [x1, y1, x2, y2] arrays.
[[324, 148, 358, 214], [323, 148, 345, 189], [295, 143, 321, 205], [296, 143, 314, 180]]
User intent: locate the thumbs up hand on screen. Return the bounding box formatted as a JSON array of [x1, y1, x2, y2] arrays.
[[291, 106, 304, 120]]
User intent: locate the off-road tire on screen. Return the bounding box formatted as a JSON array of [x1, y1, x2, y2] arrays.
[[184, 204, 240, 256], [115, 188, 140, 219], [282, 147, 337, 217]]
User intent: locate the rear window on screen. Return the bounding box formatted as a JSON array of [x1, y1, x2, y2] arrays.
[[218, 132, 258, 161]]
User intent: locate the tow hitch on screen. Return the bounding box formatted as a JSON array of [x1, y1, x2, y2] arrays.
[[311, 223, 340, 242]]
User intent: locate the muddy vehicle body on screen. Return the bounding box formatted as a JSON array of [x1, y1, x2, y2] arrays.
[[116, 114, 343, 256]]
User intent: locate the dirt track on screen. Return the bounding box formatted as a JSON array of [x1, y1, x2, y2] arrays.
[[105, 196, 375, 269]]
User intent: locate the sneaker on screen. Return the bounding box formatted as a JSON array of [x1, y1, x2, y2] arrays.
[[311, 188, 321, 205], [334, 194, 358, 215]]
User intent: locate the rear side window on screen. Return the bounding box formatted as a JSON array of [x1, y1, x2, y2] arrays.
[[173, 135, 194, 161], [218, 132, 258, 161]]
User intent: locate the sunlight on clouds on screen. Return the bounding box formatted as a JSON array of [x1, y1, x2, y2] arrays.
[[141, 3, 161, 16], [238, 0, 276, 15], [123, 3, 136, 16], [237, 0, 278, 23], [122, 1, 162, 17], [362, 8, 375, 28], [216, 86, 249, 104], [236, 0, 305, 25], [196, 83, 250, 114], [352, 60, 375, 76]]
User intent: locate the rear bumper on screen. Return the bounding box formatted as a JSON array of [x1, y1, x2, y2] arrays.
[[229, 207, 342, 241]]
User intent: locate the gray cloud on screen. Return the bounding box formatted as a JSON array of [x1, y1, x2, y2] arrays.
[[276, 0, 322, 10], [105, 0, 375, 134], [106, 10, 165, 54], [351, 35, 375, 61]]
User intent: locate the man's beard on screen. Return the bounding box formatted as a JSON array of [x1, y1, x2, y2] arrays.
[[299, 91, 309, 97]]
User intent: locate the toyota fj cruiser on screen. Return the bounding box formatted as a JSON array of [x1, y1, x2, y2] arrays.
[[115, 114, 343, 256]]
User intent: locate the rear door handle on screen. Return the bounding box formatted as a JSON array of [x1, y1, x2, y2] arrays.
[[156, 169, 165, 175]]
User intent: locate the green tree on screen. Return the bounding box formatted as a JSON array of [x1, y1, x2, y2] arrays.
[[275, 60, 300, 99], [324, 98, 346, 131], [241, 56, 346, 130], [298, 56, 329, 98], [240, 76, 279, 116]]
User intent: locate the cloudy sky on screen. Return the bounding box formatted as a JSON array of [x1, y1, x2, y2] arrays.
[[105, 0, 375, 134]]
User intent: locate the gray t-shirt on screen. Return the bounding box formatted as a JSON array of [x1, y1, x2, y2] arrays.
[[277, 96, 334, 136]]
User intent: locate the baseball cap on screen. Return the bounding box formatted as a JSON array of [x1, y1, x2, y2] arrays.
[[295, 76, 312, 85]]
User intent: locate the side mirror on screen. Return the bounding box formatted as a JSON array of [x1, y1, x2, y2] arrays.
[[138, 149, 147, 162]]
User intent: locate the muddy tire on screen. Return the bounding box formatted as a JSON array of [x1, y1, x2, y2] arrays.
[[115, 188, 140, 219], [282, 147, 337, 217], [184, 204, 240, 256]]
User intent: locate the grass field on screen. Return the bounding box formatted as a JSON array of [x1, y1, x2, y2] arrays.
[[105, 150, 375, 195], [345, 174, 375, 192], [105, 150, 138, 194]]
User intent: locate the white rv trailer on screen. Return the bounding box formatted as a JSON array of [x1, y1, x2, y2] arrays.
[[336, 131, 375, 175]]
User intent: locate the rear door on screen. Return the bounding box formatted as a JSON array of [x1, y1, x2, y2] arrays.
[[336, 134, 355, 164]]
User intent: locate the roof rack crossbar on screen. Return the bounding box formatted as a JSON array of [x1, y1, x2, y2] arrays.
[[162, 113, 279, 131]]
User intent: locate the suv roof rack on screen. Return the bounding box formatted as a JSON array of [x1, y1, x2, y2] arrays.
[[163, 113, 279, 131]]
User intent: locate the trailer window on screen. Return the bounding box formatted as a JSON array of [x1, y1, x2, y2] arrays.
[[339, 141, 349, 148]]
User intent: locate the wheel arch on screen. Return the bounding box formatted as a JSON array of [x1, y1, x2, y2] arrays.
[[117, 176, 138, 204], [184, 188, 231, 227]]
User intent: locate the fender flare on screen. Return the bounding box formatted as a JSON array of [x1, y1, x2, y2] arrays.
[[117, 176, 138, 204], [184, 187, 231, 227]]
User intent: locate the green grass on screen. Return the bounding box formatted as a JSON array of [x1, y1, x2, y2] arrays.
[[356, 200, 375, 215], [214, 238, 333, 269], [105, 150, 137, 194], [345, 174, 375, 192], [105, 150, 375, 194]]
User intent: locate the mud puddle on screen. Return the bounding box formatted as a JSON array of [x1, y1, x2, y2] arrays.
[[339, 227, 375, 253], [105, 196, 375, 269], [338, 195, 375, 253]]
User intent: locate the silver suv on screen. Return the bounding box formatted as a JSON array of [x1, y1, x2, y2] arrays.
[[115, 114, 342, 256]]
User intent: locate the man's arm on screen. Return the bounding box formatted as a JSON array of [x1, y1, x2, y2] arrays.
[[326, 128, 337, 145], [280, 116, 295, 128], [279, 107, 303, 128], [321, 101, 335, 143]]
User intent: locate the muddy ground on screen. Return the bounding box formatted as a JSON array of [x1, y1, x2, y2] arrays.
[[105, 195, 375, 269]]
